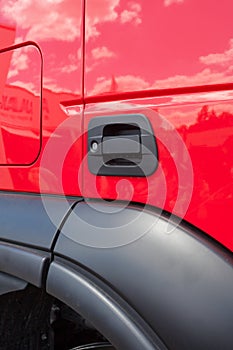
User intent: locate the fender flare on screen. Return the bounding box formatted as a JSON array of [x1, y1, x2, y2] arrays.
[[0, 271, 27, 296], [46, 259, 166, 350], [51, 201, 233, 349], [0, 241, 50, 292], [0, 192, 80, 295]]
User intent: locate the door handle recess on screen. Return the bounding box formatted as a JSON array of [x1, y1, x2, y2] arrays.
[[102, 134, 140, 155], [88, 114, 158, 177]]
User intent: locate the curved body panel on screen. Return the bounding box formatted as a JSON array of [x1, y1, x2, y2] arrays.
[[0, 192, 78, 248], [47, 259, 165, 350], [0, 241, 49, 288], [53, 202, 233, 349], [0, 272, 27, 296]]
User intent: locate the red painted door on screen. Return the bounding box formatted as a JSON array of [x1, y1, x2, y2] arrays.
[[82, 0, 233, 251], [0, 0, 83, 195]]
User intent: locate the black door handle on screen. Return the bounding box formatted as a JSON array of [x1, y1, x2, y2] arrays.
[[88, 114, 158, 177]]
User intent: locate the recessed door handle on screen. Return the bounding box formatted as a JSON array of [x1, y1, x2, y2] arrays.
[[102, 135, 141, 155], [88, 114, 158, 177]]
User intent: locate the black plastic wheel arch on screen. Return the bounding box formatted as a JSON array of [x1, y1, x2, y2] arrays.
[[46, 258, 166, 350], [52, 201, 233, 350], [0, 272, 27, 296]]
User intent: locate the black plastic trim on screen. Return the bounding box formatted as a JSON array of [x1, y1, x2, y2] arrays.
[[53, 201, 233, 349], [47, 259, 166, 350], [0, 192, 78, 249], [0, 192, 82, 295], [0, 241, 50, 287], [0, 272, 27, 296]]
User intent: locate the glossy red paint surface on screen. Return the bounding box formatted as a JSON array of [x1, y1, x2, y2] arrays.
[[82, 0, 233, 251], [85, 0, 233, 96], [0, 43, 41, 165], [83, 93, 233, 250], [0, 0, 83, 194], [0, 1, 232, 252]]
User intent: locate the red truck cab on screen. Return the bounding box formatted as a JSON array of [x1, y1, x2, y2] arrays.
[[0, 1, 233, 349]]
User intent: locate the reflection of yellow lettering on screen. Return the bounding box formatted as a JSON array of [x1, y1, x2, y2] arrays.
[[42, 98, 49, 114], [0, 95, 33, 114], [20, 99, 33, 114], [7, 96, 17, 112], [0, 96, 8, 110]]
